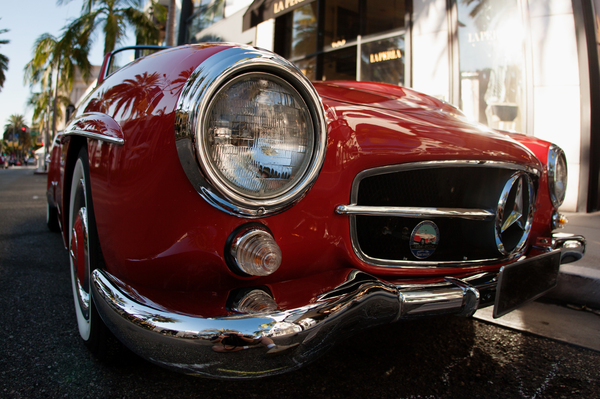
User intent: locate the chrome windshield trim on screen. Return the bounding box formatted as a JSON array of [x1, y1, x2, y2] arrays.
[[61, 130, 125, 146], [336, 205, 495, 221]]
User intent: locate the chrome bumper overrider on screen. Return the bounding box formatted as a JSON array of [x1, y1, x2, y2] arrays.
[[90, 233, 585, 379]]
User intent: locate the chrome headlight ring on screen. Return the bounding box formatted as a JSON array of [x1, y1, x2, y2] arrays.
[[175, 45, 327, 217], [547, 145, 568, 208]]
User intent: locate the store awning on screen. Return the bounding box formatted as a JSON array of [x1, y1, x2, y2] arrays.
[[243, 0, 316, 31]]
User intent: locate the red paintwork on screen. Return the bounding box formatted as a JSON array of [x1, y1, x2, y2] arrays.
[[48, 44, 559, 317]]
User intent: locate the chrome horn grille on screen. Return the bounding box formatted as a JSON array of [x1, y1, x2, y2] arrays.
[[336, 161, 539, 268]]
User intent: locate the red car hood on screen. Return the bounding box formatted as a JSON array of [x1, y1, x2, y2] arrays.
[[314, 81, 461, 114], [313, 80, 542, 171]]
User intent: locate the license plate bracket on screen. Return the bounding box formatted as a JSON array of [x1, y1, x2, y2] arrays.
[[493, 250, 561, 318]]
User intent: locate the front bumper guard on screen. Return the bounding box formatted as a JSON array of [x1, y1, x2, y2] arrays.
[[91, 233, 585, 379]]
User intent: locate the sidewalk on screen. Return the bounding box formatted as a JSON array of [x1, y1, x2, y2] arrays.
[[474, 212, 600, 353], [544, 212, 600, 309]]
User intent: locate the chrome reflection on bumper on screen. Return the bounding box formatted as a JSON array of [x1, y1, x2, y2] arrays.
[[91, 233, 585, 379], [552, 233, 586, 264]]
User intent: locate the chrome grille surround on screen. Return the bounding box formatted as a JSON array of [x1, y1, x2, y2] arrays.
[[337, 161, 539, 268]]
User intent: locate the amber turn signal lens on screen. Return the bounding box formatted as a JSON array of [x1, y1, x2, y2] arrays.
[[552, 212, 568, 230]]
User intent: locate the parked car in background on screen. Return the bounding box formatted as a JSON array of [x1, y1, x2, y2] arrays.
[[46, 43, 586, 379]]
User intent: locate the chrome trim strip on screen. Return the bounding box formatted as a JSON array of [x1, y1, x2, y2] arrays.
[[336, 205, 494, 221], [350, 161, 540, 198], [61, 130, 125, 146], [175, 45, 328, 217], [91, 268, 493, 379]]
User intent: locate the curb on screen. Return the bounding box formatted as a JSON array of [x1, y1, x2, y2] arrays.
[[543, 211, 600, 311], [545, 267, 600, 310]]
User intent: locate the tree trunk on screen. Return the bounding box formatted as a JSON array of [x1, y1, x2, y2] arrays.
[[167, 0, 176, 46]]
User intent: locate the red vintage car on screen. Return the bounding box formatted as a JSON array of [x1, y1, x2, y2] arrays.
[[46, 43, 585, 379]]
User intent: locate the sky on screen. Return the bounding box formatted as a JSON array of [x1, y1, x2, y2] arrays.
[[0, 0, 134, 129]]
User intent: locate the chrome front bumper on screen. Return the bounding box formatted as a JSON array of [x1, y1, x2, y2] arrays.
[[91, 233, 585, 379]]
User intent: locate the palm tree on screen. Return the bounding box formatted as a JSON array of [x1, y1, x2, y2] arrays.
[[3, 114, 26, 140], [27, 90, 71, 141], [0, 23, 9, 92], [24, 19, 93, 161], [3, 114, 29, 160], [67, 0, 166, 56]]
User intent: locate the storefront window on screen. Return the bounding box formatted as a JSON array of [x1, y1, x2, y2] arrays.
[[323, 0, 359, 48], [274, 0, 409, 85], [323, 46, 357, 80], [295, 56, 317, 81], [187, 0, 225, 40], [275, 3, 318, 60], [361, 36, 405, 85], [364, 0, 406, 36], [457, 0, 526, 132]]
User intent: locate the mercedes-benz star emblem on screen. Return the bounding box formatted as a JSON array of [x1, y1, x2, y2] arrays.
[[501, 176, 525, 233], [496, 172, 534, 255]]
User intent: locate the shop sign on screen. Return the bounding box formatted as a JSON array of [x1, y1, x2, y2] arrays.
[[468, 30, 497, 43], [274, 0, 306, 15], [369, 49, 402, 64]]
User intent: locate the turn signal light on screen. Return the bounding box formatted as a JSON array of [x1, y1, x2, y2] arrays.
[[229, 226, 282, 277], [552, 212, 568, 230], [232, 289, 278, 314]]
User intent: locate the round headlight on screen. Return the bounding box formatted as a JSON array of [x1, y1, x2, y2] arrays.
[[203, 72, 314, 200], [175, 46, 327, 217], [548, 145, 567, 208]]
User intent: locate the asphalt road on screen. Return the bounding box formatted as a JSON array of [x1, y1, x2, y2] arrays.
[[1, 166, 599, 398]]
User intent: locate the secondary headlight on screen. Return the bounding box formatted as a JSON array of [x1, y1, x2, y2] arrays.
[[175, 45, 327, 217], [547, 145, 567, 208], [203, 73, 314, 200]]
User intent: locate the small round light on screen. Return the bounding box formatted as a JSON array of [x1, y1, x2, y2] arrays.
[[548, 145, 568, 208], [230, 228, 282, 276], [232, 289, 278, 314], [552, 212, 568, 230], [203, 72, 314, 200]]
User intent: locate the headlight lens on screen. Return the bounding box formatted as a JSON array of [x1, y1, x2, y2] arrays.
[[548, 145, 567, 208], [203, 72, 314, 200]]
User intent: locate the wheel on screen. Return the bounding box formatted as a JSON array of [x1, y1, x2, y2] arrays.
[[46, 201, 60, 232], [69, 147, 110, 355]]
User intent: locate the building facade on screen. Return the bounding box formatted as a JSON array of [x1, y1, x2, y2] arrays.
[[170, 0, 600, 213]]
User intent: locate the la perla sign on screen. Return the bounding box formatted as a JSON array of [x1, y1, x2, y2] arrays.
[[273, 0, 306, 14]]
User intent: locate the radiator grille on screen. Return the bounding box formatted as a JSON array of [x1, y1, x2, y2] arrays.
[[347, 162, 538, 267]]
